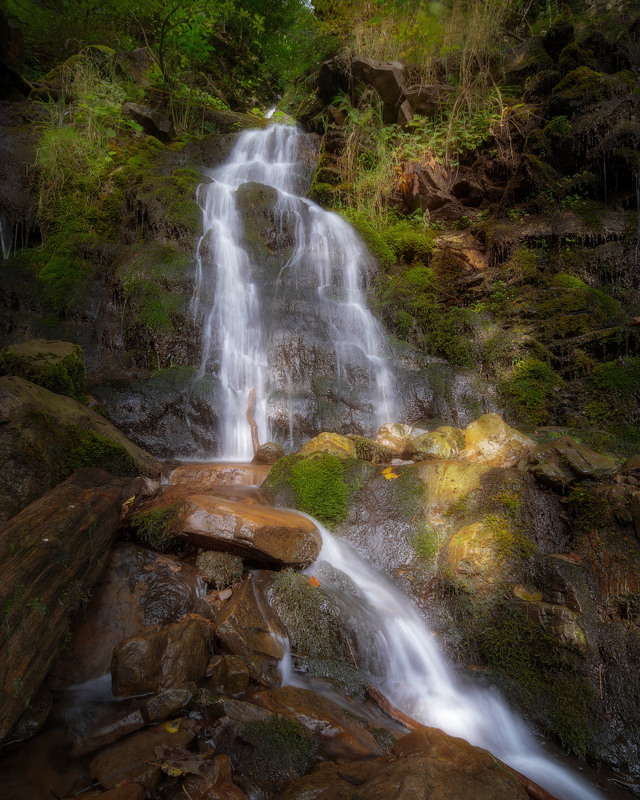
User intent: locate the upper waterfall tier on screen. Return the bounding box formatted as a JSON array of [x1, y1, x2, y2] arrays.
[[192, 124, 397, 459]]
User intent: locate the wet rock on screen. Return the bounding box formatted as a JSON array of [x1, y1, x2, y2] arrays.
[[252, 441, 285, 464], [48, 545, 207, 688], [282, 726, 528, 799], [0, 375, 161, 522], [250, 686, 382, 762], [633, 492, 640, 538], [89, 724, 193, 791], [168, 493, 321, 568], [213, 573, 286, 687], [346, 434, 394, 463], [123, 102, 175, 142], [527, 436, 618, 489], [111, 618, 210, 697], [167, 462, 271, 487], [375, 422, 414, 454], [182, 754, 247, 800], [404, 426, 465, 461], [459, 413, 535, 468], [0, 469, 147, 743], [446, 521, 508, 594], [299, 431, 357, 458], [415, 460, 493, 514], [205, 655, 250, 696]]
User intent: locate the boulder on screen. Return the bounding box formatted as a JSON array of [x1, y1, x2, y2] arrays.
[[115, 48, 152, 85], [459, 413, 535, 468], [527, 436, 618, 489], [167, 462, 271, 487], [0, 376, 161, 523], [89, 724, 194, 791], [163, 493, 322, 568], [123, 102, 175, 142], [317, 53, 351, 103], [250, 686, 383, 762], [299, 431, 357, 458], [111, 617, 210, 696], [404, 426, 465, 461], [347, 434, 394, 463], [633, 492, 640, 539], [281, 727, 529, 800], [351, 56, 407, 123], [403, 83, 454, 118], [48, 545, 207, 689], [205, 654, 250, 696], [213, 573, 286, 687], [252, 441, 285, 464], [0, 339, 85, 398], [0, 469, 149, 743], [376, 422, 414, 454], [181, 754, 247, 800]]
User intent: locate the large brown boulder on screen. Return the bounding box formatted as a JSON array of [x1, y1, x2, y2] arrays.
[[250, 686, 382, 763], [282, 727, 529, 800], [351, 56, 407, 123], [140, 490, 322, 568], [0, 376, 161, 523], [213, 573, 286, 687], [0, 469, 150, 743]]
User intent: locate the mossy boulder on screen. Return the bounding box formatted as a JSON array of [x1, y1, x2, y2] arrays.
[[0, 376, 161, 523], [346, 435, 394, 464], [404, 426, 465, 461], [0, 339, 85, 399], [299, 432, 357, 459], [459, 414, 535, 468], [197, 551, 244, 589]]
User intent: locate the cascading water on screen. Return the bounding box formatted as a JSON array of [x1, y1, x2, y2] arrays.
[[280, 523, 604, 800], [192, 124, 396, 459], [0, 213, 11, 261]]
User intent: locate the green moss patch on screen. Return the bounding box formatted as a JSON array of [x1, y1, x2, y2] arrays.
[[129, 501, 184, 552], [505, 358, 562, 425], [241, 714, 314, 785], [196, 551, 243, 589], [53, 425, 140, 483]]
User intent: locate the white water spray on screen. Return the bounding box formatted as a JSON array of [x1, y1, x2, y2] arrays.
[[284, 523, 604, 800], [193, 124, 396, 459]]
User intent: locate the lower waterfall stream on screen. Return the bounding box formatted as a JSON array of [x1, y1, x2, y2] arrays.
[[282, 522, 604, 800]]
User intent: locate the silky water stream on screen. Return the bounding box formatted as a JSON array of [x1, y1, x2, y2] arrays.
[[279, 523, 608, 800]]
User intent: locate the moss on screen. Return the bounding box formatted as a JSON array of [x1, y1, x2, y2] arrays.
[[482, 513, 535, 561], [166, 199, 202, 236], [196, 551, 243, 589], [414, 521, 439, 565], [265, 453, 366, 528], [53, 425, 140, 482], [505, 358, 561, 425], [38, 254, 91, 315], [129, 501, 184, 552], [0, 343, 86, 400], [477, 601, 596, 758], [241, 714, 313, 784], [346, 435, 394, 464]]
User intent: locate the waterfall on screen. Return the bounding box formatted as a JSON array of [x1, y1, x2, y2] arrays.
[[282, 523, 604, 800], [193, 124, 396, 460], [0, 214, 11, 261]]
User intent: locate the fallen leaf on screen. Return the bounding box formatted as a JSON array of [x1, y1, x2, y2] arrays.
[[309, 576, 320, 588], [381, 466, 400, 480], [164, 718, 181, 733]]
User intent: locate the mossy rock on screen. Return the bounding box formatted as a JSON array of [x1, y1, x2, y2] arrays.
[[346, 435, 394, 464], [264, 452, 372, 528], [299, 432, 357, 459], [404, 426, 465, 461], [196, 551, 243, 589], [129, 501, 185, 553], [0, 340, 85, 400], [0, 376, 161, 523], [504, 359, 562, 426], [240, 713, 314, 787]]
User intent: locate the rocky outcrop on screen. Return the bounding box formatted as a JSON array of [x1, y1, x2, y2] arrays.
[[0, 339, 85, 398], [213, 573, 287, 687], [0, 376, 161, 522], [0, 469, 152, 743], [526, 436, 618, 489], [282, 727, 528, 800], [123, 102, 175, 142]]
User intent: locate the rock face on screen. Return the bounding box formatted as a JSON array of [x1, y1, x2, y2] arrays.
[[0, 376, 161, 522], [527, 435, 618, 488], [123, 102, 175, 142], [0, 469, 149, 742], [459, 413, 535, 467], [282, 727, 528, 800]]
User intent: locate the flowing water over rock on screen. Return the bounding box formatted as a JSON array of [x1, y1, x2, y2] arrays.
[[192, 125, 397, 459], [282, 522, 605, 800]]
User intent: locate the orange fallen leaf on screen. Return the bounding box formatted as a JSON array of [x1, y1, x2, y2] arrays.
[[381, 466, 400, 480], [309, 576, 320, 587]]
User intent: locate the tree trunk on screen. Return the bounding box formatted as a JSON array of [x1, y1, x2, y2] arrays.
[[0, 468, 150, 742]]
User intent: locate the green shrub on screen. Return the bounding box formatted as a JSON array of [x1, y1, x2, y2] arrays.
[[506, 358, 561, 425]]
